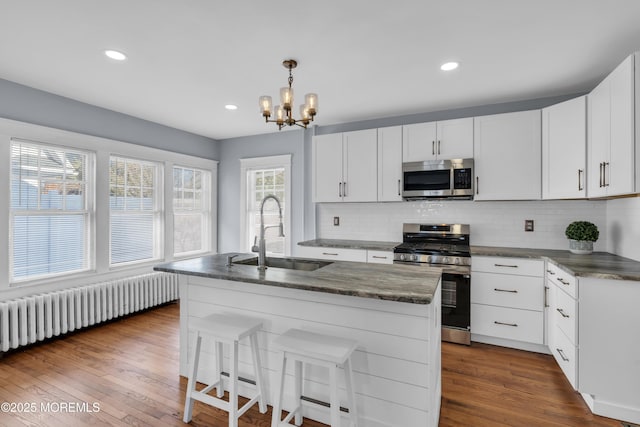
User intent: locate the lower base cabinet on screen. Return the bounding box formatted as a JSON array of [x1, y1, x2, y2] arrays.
[[471, 256, 545, 348]]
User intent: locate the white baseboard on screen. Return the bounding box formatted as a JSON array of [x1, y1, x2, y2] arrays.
[[471, 334, 551, 354]]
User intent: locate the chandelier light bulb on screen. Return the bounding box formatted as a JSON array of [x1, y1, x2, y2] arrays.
[[259, 96, 272, 117]]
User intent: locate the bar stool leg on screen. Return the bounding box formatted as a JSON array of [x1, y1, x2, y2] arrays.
[[228, 340, 239, 427], [271, 352, 287, 426], [329, 365, 341, 427], [249, 332, 267, 413], [183, 332, 202, 423], [344, 358, 358, 427], [294, 360, 303, 426], [215, 341, 224, 398]]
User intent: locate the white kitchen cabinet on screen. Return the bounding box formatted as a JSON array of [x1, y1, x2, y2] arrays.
[[313, 129, 378, 203], [542, 96, 587, 199], [367, 250, 394, 264], [402, 117, 473, 162], [578, 277, 640, 424], [473, 110, 542, 200], [546, 262, 578, 390], [471, 256, 545, 347], [313, 133, 343, 202], [377, 126, 403, 201], [297, 245, 368, 262], [587, 53, 636, 198]]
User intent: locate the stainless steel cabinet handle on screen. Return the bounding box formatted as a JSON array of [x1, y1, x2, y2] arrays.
[[372, 256, 388, 259], [604, 162, 610, 187], [556, 308, 570, 318], [494, 288, 518, 293], [338, 182, 342, 197], [432, 140, 435, 155], [476, 176, 479, 195], [494, 263, 518, 268], [397, 179, 401, 196], [557, 278, 570, 285], [437, 140, 441, 155], [546, 269, 555, 275], [556, 348, 569, 362], [343, 182, 347, 197], [322, 252, 339, 256], [544, 286, 549, 308], [578, 169, 584, 191], [494, 321, 518, 327], [599, 162, 604, 187]]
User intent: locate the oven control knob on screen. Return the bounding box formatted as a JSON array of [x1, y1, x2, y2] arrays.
[[442, 257, 450, 264], [411, 254, 418, 262], [399, 254, 406, 261], [454, 258, 461, 265]]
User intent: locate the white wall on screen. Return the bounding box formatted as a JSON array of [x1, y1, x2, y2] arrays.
[[606, 196, 640, 261], [317, 200, 608, 251]]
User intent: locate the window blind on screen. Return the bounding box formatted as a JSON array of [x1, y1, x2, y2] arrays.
[[10, 140, 91, 281]]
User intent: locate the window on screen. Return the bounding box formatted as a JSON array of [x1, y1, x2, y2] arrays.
[[240, 155, 291, 256], [173, 166, 211, 256], [10, 139, 92, 281], [109, 156, 162, 265]]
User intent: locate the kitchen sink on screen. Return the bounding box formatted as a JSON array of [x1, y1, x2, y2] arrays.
[[233, 256, 332, 272]]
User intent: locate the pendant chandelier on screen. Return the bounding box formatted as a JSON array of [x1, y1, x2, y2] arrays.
[[259, 59, 318, 130]]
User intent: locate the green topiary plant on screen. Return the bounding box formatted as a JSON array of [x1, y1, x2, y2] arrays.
[[565, 221, 599, 242]]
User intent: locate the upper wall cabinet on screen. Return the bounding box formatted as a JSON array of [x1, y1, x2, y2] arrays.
[[587, 53, 636, 198], [542, 96, 587, 199], [313, 129, 378, 203], [474, 110, 542, 201], [377, 126, 403, 202], [402, 117, 473, 162]]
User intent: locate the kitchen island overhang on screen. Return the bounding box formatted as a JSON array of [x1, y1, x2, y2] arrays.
[[155, 254, 442, 427]]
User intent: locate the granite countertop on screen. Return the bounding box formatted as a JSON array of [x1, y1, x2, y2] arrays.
[[298, 238, 400, 251], [472, 245, 640, 281], [154, 253, 440, 304]]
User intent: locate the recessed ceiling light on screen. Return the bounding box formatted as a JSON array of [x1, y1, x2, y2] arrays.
[[104, 50, 127, 61], [440, 62, 459, 71], [225, 104, 238, 110]]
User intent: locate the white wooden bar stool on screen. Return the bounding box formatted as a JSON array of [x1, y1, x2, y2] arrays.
[[183, 312, 267, 427], [271, 329, 359, 427]]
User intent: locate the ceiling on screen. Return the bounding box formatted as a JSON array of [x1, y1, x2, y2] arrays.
[[2, 1, 640, 141]]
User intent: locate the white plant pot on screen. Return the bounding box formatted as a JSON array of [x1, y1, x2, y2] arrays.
[[569, 239, 593, 255]]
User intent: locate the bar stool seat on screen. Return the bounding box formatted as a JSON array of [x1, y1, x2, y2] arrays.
[[271, 329, 359, 427], [183, 312, 267, 427]]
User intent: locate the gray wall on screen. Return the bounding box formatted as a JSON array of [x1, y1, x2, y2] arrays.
[[217, 129, 309, 254], [315, 93, 585, 135], [0, 78, 219, 159]]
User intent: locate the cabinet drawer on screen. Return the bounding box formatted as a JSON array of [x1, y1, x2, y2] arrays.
[[296, 246, 367, 262], [471, 272, 543, 311], [546, 262, 577, 298], [471, 304, 543, 344], [472, 256, 544, 277], [554, 284, 577, 344], [367, 250, 394, 264], [552, 324, 578, 390]]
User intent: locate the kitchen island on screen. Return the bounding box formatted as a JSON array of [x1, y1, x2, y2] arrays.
[[155, 253, 442, 427]]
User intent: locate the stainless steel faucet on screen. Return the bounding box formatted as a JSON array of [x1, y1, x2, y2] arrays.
[[251, 194, 285, 270]]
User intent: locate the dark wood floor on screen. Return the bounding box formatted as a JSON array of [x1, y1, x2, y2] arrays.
[[0, 302, 622, 426]]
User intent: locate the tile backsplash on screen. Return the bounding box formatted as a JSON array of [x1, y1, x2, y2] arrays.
[[606, 197, 640, 261], [316, 200, 608, 251]]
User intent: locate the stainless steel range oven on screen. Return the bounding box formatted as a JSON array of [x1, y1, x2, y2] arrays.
[[393, 223, 471, 345]]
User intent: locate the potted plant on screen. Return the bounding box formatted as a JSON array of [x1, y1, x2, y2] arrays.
[[565, 221, 599, 254]]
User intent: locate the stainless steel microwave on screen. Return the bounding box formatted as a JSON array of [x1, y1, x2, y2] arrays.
[[402, 159, 474, 199]]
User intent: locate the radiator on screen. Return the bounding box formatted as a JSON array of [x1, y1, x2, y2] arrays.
[[0, 272, 179, 352]]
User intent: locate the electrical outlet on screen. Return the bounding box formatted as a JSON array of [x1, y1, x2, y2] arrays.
[[524, 219, 534, 232], [333, 216, 340, 226]]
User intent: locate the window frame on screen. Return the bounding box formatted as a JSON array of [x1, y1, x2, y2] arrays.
[[239, 154, 292, 257], [8, 138, 95, 283], [172, 164, 211, 257]]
